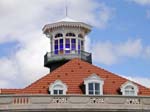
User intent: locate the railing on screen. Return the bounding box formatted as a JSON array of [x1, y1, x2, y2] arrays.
[[0, 95, 150, 111], [44, 50, 92, 67]]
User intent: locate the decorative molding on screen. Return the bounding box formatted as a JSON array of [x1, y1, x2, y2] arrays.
[[49, 80, 68, 95], [120, 81, 139, 96], [52, 97, 68, 103], [0, 95, 150, 111], [84, 73, 104, 95], [90, 97, 104, 104], [125, 98, 140, 104]]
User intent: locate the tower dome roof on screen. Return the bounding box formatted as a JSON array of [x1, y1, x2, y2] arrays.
[[42, 17, 92, 35], [57, 17, 77, 22]]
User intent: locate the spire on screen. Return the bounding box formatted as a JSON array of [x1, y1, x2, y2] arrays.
[[65, 0, 68, 17], [65, 4, 68, 17]]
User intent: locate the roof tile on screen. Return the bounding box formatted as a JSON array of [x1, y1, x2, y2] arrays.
[[1, 58, 150, 95]]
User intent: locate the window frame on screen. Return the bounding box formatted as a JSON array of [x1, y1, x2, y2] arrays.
[[55, 33, 63, 38], [120, 81, 139, 96], [84, 74, 104, 95], [49, 80, 68, 95]]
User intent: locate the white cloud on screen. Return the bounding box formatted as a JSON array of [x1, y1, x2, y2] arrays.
[[127, 0, 150, 19], [128, 0, 150, 5], [0, 0, 113, 88], [91, 39, 143, 65], [117, 39, 142, 57], [92, 41, 117, 65], [123, 75, 150, 88]]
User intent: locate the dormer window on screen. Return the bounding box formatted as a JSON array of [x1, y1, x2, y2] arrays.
[[84, 74, 104, 95], [121, 81, 139, 96], [66, 33, 76, 37], [49, 80, 68, 95], [88, 82, 100, 95]]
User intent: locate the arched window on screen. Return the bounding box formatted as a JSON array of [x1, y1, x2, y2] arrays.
[[84, 73, 104, 95], [55, 33, 63, 38], [78, 34, 83, 38], [121, 81, 138, 96], [66, 32, 75, 37], [49, 80, 68, 95]]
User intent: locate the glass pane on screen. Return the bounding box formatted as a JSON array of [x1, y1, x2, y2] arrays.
[[89, 90, 94, 95], [60, 39, 63, 43], [54, 90, 58, 94], [54, 50, 58, 54], [55, 40, 58, 45], [95, 90, 100, 95], [88, 83, 93, 90], [78, 40, 81, 50], [71, 39, 76, 50], [59, 90, 63, 94], [55, 45, 58, 49], [66, 39, 70, 49], [95, 83, 100, 91], [65, 50, 70, 54], [71, 39, 76, 43], [81, 40, 84, 46], [66, 39, 70, 44], [60, 45, 63, 50], [66, 44, 70, 48], [72, 44, 76, 50]]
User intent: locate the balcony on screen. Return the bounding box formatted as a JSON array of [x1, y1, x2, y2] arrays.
[[44, 50, 92, 67], [0, 95, 150, 111]]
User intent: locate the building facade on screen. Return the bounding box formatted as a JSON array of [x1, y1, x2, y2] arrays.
[[0, 17, 150, 112]]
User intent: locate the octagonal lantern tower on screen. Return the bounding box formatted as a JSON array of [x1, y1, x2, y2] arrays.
[[43, 17, 92, 72]]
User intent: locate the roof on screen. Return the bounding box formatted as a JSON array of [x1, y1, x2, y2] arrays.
[[42, 17, 92, 34], [57, 17, 77, 22], [1, 58, 150, 95]]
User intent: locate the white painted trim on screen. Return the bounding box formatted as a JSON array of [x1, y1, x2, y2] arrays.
[[84, 73, 104, 95], [49, 80, 68, 95], [120, 81, 139, 96]]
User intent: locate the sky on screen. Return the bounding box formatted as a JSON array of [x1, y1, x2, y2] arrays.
[[0, 0, 150, 88]]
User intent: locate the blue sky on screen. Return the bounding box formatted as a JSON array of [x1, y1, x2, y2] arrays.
[[0, 0, 150, 88]]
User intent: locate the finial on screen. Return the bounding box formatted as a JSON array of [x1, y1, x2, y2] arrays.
[[65, 5, 68, 17], [65, 0, 68, 17]]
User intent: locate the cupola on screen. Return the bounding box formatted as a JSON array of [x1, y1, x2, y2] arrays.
[[43, 17, 92, 72]]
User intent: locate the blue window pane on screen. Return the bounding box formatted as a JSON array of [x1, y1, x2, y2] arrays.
[[66, 39, 70, 44], [71, 39, 76, 43], [71, 39, 76, 50], [72, 45, 76, 50], [78, 40, 81, 50], [60, 45, 63, 50], [66, 39, 70, 49], [55, 50, 58, 54], [78, 45, 80, 50], [81, 40, 84, 46], [66, 44, 70, 48], [55, 45, 58, 49], [55, 40, 58, 45], [65, 50, 70, 54], [60, 39, 63, 43]]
